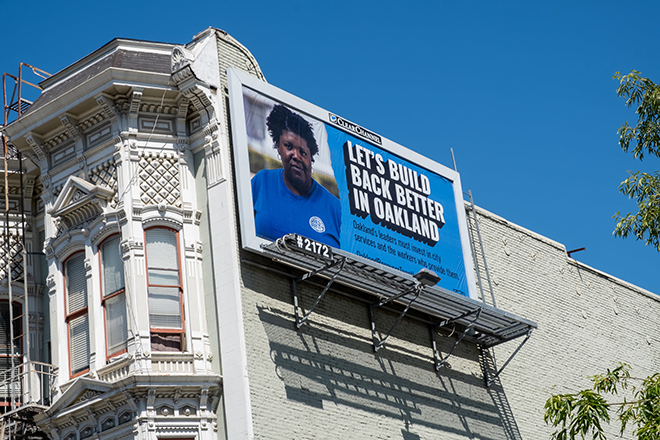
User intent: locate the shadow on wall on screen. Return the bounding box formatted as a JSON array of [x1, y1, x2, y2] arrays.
[[257, 305, 524, 440], [482, 349, 524, 440]]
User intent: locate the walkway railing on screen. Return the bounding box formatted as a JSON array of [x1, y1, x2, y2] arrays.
[[0, 361, 56, 411]]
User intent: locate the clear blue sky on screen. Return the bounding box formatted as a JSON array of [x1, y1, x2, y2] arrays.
[[2, 0, 659, 293]]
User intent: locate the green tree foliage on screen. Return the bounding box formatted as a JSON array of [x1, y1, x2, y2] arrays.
[[613, 71, 660, 251], [544, 363, 660, 439]]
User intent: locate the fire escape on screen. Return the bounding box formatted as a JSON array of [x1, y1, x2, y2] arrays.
[[1, 63, 55, 440]]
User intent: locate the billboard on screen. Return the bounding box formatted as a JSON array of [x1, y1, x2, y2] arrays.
[[228, 67, 477, 299]]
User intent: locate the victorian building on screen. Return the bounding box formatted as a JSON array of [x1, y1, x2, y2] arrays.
[[0, 28, 263, 440]]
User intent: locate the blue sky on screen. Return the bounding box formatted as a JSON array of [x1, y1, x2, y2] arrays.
[[2, 0, 659, 293]]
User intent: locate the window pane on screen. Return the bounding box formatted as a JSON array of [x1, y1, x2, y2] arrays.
[[0, 303, 20, 355], [106, 292, 128, 355], [102, 236, 125, 297], [66, 254, 87, 314], [147, 268, 180, 286], [150, 333, 181, 352], [148, 286, 182, 329], [146, 229, 179, 285], [69, 314, 90, 375]]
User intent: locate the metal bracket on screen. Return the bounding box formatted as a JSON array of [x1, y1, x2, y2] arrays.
[[482, 328, 533, 387], [370, 284, 423, 352], [431, 307, 482, 370], [293, 257, 346, 329]]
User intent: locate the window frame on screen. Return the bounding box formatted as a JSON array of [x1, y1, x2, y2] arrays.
[[144, 226, 185, 351], [98, 234, 128, 360], [63, 251, 90, 378]]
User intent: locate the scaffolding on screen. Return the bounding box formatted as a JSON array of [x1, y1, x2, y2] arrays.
[[1, 63, 52, 440]]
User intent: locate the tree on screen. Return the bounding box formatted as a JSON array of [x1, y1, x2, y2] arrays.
[[613, 70, 660, 251], [544, 363, 660, 440]]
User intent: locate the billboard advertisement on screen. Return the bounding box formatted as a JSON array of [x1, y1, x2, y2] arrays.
[[228, 67, 477, 299]]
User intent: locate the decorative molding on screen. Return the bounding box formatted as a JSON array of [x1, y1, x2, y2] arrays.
[[147, 388, 156, 430], [44, 132, 72, 151], [176, 96, 190, 136], [141, 216, 183, 230], [77, 112, 106, 132], [60, 115, 81, 141], [96, 95, 116, 120], [177, 138, 188, 153], [203, 121, 219, 139], [84, 408, 97, 426], [0, 231, 24, 281], [182, 86, 213, 113], [49, 176, 114, 234], [139, 103, 176, 114], [89, 212, 127, 246], [171, 45, 195, 76], [114, 96, 130, 115], [88, 158, 118, 206], [138, 153, 181, 207], [25, 134, 46, 162], [121, 238, 144, 254], [77, 155, 87, 172], [53, 241, 85, 262], [129, 90, 143, 119], [24, 177, 35, 199]]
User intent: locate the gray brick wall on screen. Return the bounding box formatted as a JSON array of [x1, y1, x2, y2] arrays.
[[236, 204, 659, 440], [477, 206, 659, 440], [240, 261, 524, 440]]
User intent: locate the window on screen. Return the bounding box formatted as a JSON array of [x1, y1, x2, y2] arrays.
[[0, 301, 21, 369], [100, 235, 128, 358], [0, 301, 21, 406], [64, 252, 90, 377], [145, 228, 183, 351]]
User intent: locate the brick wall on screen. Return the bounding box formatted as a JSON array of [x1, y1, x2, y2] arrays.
[[236, 205, 659, 440], [477, 206, 660, 440]]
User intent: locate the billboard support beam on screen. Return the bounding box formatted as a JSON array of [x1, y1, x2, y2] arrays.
[[431, 307, 482, 370], [369, 284, 424, 352], [481, 329, 533, 387], [293, 257, 346, 329]]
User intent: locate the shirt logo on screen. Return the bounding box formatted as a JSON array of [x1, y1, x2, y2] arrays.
[[309, 216, 326, 233]]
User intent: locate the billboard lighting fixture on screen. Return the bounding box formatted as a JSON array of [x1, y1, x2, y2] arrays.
[[413, 268, 441, 287]]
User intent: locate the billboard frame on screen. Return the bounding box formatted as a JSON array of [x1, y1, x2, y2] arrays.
[[227, 67, 478, 300]]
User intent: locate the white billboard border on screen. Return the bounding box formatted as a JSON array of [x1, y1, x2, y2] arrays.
[[227, 67, 478, 300]]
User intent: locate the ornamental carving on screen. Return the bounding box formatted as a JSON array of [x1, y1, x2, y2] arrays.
[[0, 232, 23, 281], [138, 154, 181, 207], [73, 390, 102, 406], [49, 176, 114, 234], [88, 159, 118, 206]]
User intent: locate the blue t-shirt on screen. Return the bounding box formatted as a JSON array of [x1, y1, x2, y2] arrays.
[[251, 169, 341, 248]]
